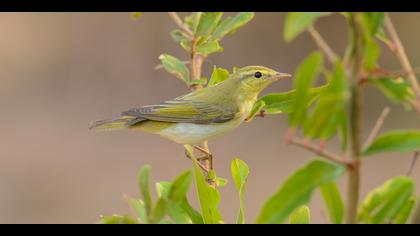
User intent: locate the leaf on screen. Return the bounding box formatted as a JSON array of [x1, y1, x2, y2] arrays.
[[288, 51, 324, 128], [179, 197, 204, 224], [138, 165, 152, 218], [184, 13, 200, 33], [130, 12, 142, 20], [394, 197, 416, 224], [245, 100, 266, 122], [364, 38, 380, 71], [320, 182, 344, 224], [186, 145, 223, 224], [363, 130, 420, 156], [196, 40, 224, 55], [231, 158, 250, 224], [170, 29, 191, 44], [150, 197, 168, 223], [289, 205, 310, 224], [256, 85, 326, 116], [158, 54, 190, 84], [195, 12, 223, 37], [212, 12, 255, 40], [99, 215, 137, 224], [368, 77, 415, 109], [358, 176, 415, 224], [362, 12, 385, 36], [256, 160, 346, 224], [128, 198, 148, 223], [284, 12, 332, 42], [168, 171, 193, 205], [303, 61, 349, 148], [208, 66, 230, 87]]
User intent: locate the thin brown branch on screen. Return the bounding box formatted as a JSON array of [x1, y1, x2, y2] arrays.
[[168, 12, 194, 39], [307, 26, 338, 64], [287, 137, 348, 166], [154, 60, 190, 70], [406, 151, 419, 176], [363, 107, 391, 150], [384, 14, 420, 113]]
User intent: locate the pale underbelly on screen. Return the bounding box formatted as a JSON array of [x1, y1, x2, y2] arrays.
[[157, 118, 243, 145]]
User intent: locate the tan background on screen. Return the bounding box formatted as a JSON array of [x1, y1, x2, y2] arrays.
[[0, 13, 419, 224]]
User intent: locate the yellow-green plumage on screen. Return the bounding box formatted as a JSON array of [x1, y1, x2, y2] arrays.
[[90, 66, 291, 145]]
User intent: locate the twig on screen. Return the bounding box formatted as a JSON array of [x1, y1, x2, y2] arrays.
[[287, 137, 348, 166], [406, 151, 419, 176], [384, 14, 420, 113], [363, 107, 391, 150], [307, 26, 338, 64], [168, 12, 194, 39]]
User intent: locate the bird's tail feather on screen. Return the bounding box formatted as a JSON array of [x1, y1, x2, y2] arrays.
[[89, 116, 138, 131]]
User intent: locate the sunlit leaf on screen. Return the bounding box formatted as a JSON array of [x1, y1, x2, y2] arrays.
[[288, 51, 324, 128], [208, 66, 230, 87], [231, 158, 250, 224], [212, 12, 255, 40], [394, 197, 416, 224], [289, 205, 310, 224], [130, 12, 142, 20], [358, 176, 415, 224], [196, 40, 224, 55], [138, 165, 152, 218], [368, 77, 415, 109], [320, 182, 344, 224], [284, 12, 332, 42], [195, 12, 223, 37], [158, 54, 190, 84], [128, 198, 148, 223], [362, 12, 385, 36], [363, 130, 420, 156], [256, 160, 345, 224]]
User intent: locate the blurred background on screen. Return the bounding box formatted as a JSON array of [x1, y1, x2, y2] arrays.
[[0, 12, 419, 224]]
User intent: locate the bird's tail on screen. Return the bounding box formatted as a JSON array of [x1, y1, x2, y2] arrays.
[[89, 116, 139, 131]]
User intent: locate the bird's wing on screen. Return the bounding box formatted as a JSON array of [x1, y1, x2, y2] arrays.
[[122, 98, 239, 125]]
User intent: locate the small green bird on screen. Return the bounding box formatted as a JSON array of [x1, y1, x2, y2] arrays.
[[89, 66, 291, 145]]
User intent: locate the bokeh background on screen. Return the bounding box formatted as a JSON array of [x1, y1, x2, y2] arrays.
[[0, 12, 419, 224]]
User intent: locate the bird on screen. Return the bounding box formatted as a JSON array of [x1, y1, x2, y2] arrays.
[[89, 66, 291, 161]]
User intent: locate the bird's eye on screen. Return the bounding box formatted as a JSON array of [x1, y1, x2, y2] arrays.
[[254, 71, 262, 78]]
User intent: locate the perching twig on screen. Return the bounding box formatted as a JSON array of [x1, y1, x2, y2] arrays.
[[307, 26, 338, 64], [363, 107, 391, 150], [406, 151, 419, 177], [384, 14, 420, 113], [168, 12, 194, 39], [287, 136, 348, 166]]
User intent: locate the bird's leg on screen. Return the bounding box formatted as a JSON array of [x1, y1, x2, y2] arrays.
[[184, 149, 209, 173], [193, 145, 215, 185]]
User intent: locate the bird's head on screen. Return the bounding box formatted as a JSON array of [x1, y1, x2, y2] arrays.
[[231, 66, 292, 95]]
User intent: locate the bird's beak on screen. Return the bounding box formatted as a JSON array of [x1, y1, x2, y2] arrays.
[[268, 72, 292, 81]]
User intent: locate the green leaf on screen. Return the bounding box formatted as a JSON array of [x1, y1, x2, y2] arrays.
[[394, 197, 416, 224], [195, 12, 223, 37], [170, 30, 191, 45], [231, 158, 250, 224], [150, 197, 168, 223], [184, 13, 200, 33], [368, 77, 415, 109], [212, 12, 255, 40], [284, 12, 332, 42], [289, 205, 310, 224], [245, 100, 266, 122], [256, 160, 346, 224], [179, 197, 204, 224], [288, 51, 324, 128], [208, 66, 230, 87], [128, 198, 148, 223], [363, 130, 420, 156], [362, 12, 385, 36], [256, 85, 326, 116], [358, 176, 415, 224], [303, 61, 349, 147], [158, 54, 190, 84], [196, 40, 224, 55], [99, 215, 137, 224], [364, 39, 380, 71], [138, 165, 152, 218], [186, 145, 223, 224], [320, 182, 344, 224], [168, 171, 193, 205]]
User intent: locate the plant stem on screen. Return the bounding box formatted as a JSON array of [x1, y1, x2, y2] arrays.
[[345, 13, 364, 224], [287, 137, 348, 166], [307, 26, 338, 64], [406, 151, 419, 176], [384, 14, 420, 113], [363, 107, 391, 150], [168, 12, 194, 39]]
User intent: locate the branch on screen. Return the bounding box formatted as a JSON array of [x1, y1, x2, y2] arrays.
[[363, 107, 391, 150], [406, 151, 419, 176], [168, 12, 194, 39], [307, 26, 338, 64], [384, 14, 420, 113], [287, 136, 348, 166]]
